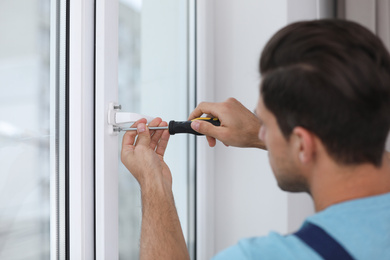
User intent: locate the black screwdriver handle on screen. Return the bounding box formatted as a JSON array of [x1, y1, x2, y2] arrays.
[[168, 118, 221, 135]]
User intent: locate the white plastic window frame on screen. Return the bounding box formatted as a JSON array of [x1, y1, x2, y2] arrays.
[[68, 0, 96, 258], [50, 0, 96, 259], [95, 0, 119, 259]]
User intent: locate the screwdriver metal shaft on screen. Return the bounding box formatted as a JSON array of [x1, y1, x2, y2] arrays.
[[117, 118, 220, 135], [119, 126, 168, 131]]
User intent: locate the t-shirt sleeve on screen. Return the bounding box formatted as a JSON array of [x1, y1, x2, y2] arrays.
[[211, 232, 322, 260], [212, 244, 249, 260]]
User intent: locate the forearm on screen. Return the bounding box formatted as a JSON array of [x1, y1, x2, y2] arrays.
[[140, 183, 190, 260], [120, 119, 187, 258]]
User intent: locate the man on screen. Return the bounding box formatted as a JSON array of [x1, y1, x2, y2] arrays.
[[121, 19, 390, 259]]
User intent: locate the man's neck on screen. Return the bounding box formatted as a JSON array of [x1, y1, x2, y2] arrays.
[[309, 154, 390, 212]]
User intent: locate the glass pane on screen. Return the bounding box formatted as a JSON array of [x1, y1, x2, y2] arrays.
[[0, 0, 51, 259], [118, 0, 193, 258]]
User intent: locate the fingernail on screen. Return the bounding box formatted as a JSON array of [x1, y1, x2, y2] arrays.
[[137, 123, 146, 133], [192, 121, 200, 131]]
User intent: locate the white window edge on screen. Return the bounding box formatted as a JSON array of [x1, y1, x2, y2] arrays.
[[95, 0, 119, 259], [68, 0, 96, 259], [196, 0, 216, 258]]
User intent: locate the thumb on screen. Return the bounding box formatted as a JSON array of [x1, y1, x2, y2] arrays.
[[136, 123, 151, 147], [191, 120, 219, 137]]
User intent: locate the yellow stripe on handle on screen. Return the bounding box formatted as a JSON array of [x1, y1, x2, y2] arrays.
[[191, 117, 219, 121]]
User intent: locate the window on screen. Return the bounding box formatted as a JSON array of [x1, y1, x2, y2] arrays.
[[117, 0, 195, 258], [95, 0, 196, 258], [0, 0, 62, 259], [1, 0, 197, 258]]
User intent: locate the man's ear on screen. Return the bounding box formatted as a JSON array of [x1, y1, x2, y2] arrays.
[[291, 126, 316, 164]]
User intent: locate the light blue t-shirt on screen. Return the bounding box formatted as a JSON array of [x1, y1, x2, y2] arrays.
[[213, 192, 390, 260]]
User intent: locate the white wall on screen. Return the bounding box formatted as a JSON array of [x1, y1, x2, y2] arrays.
[[200, 0, 334, 256], [212, 0, 289, 254]]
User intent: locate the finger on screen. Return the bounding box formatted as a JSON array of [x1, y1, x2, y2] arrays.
[[206, 136, 216, 147], [150, 121, 167, 150], [147, 117, 162, 138], [187, 105, 204, 120], [121, 118, 147, 149], [156, 129, 170, 158], [135, 118, 148, 126], [191, 120, 220, 137], [136, 123, 151, 147], [188, 102, 219, 120], [148, 117, 162, 127], [122, 131, 137, 153]]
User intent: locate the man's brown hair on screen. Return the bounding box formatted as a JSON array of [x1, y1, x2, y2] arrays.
[[260, 19, 390, 166]]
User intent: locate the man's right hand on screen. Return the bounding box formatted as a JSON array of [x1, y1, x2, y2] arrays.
[[188, 97, 266, 149]]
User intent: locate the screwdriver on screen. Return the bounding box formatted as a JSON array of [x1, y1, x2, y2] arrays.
[[118, 117, 221, 135]]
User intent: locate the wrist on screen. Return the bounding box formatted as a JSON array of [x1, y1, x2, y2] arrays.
[[140, 174, 173, 198], [256, 140, 267, 150], [251, 135, 266, 149], [249, 127, 266, 150]]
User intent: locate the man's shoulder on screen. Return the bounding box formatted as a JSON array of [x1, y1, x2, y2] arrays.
[[306, 192, 390, 259], [212, 231, 321, 260], [213, 193, 390, 260]]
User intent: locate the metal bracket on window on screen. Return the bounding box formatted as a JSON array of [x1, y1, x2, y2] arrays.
[[107, 102, 154, 135]]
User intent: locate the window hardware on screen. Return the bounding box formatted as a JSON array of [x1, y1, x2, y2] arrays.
[[107, 102, 154, 135]]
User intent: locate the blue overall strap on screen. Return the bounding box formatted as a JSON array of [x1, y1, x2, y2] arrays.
[[294, 222, 355, 260]]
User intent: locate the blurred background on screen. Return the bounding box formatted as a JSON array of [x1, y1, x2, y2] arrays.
[[0, 0, 389, 259], [0, 0, 51, 259]]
